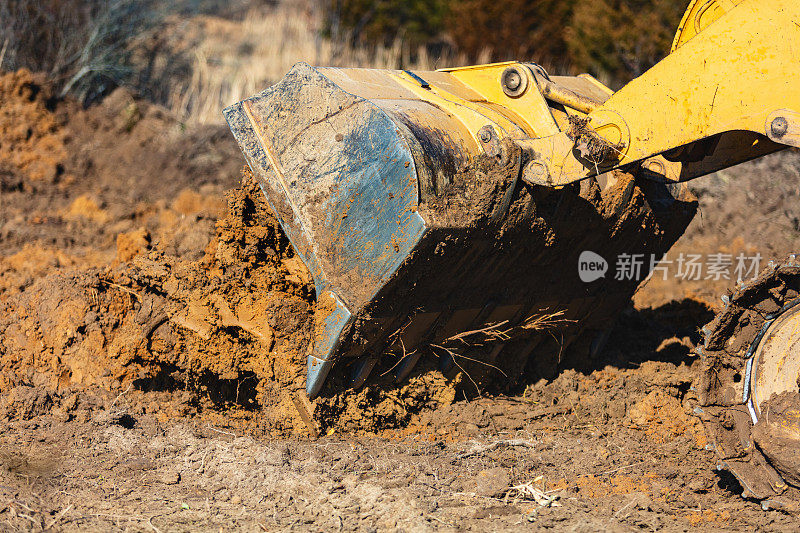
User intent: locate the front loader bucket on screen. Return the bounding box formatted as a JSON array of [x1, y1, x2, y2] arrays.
[[225, 62, 698, 397]]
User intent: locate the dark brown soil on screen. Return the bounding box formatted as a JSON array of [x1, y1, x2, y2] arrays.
[[1, 69, 799, 530]]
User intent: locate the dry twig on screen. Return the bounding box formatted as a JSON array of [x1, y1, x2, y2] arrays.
[[456, 438, 536, 459], [503, 477, 561, 508], [99, 279, 141, 301], [206, 425, 238, 438], [45, 504, 73, 530]]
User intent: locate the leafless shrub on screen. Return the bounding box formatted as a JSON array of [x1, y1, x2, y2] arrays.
[[0, 0, 160, 104]]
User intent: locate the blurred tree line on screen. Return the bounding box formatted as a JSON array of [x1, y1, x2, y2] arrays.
[[325, 0, 688, 86]]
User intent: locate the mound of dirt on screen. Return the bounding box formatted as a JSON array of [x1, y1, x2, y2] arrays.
[[0, 67, 719, 441], [0, 68, 241, 304], [0, 172, 462, 435], [0, 169, 713, 442], [0, 70, 70, 192], [0, 68, 463, 436]]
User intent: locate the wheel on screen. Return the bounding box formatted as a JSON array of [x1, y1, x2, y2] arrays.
[[694, 256, 800, 512]]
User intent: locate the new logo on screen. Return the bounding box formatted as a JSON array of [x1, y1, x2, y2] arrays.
[[579, 251, 608, 282]]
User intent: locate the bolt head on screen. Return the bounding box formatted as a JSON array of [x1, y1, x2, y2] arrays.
[[505, 72, 521, 90], [479, 129, 492, 143], [522, 161, 549, 184], [771, 117, 789, 138], [501, 67, 528, 97]]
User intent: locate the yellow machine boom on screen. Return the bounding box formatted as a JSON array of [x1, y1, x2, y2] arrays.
[[519, 0, 799, 187]]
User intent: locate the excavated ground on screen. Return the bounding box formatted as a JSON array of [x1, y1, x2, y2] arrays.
[[0, 70, 799, 530]]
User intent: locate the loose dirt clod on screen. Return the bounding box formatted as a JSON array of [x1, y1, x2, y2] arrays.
[[0, 172, 309, 430], [0, 70, 71, 191]]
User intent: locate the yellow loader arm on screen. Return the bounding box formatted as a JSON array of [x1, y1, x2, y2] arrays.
[[519, 0, 800, 187]]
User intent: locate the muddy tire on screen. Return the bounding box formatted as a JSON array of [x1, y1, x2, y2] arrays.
[[694, 256, 800, 512]]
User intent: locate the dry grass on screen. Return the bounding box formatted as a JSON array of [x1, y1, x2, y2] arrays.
[[440, 310, 573, 348], [165, 0, 482, 125]]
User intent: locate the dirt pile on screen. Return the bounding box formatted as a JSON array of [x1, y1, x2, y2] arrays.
[[0, 67, 714, 441], [0, 70, 70, 192], [0, 175, 301, 427], [0, 68, 240, 303], [0, 68, 465, 436], [1, 66, 789, 528], [0, 172, 462, 435]]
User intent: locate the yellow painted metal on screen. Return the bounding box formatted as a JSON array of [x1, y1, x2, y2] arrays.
[[319, 61, 602, 157], [381, 61, 623, 148], [438, 62, 561, 137], [388, 69, 526, 144], [522, 0, 798, 186], [388, 62, 567, 141], [575, 74, 613, 99], [600, 0, 797, 162], [671, 0, 744, 52]]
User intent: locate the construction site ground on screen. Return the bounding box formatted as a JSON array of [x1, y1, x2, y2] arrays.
[[1, 70, 800, 531]]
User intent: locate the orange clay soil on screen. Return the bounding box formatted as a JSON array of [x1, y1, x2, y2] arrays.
[[0, 172, 461, 435], [0, 70, 73, 191], [0, 67, 712, 441]]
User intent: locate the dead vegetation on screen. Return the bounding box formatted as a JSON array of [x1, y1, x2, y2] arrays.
[[0, 0, 161, 103], [159, 0, 474, 124]]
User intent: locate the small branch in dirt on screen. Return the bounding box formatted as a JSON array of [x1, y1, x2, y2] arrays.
[[503, 479, 560, 507], [196, 451, 210, 474], [379, 342, 416, 377], [291, 393, 320, 438], [17, 512, 40, 527], [99, 279, 141, 301], [439, 310, 573, 350], [613, 499, 636, 518], [443, 320, 511, 344], [595, 460, 648, 477], [430, 343, 507, 380], [93, 512, 161, 521], [148, 515, 162, 533], [456, 439, 536, 459], [109, 383, 133, 410], [0, 39, 8, 70], [520, 310, 573, 333], [206, 425, 239, 438], [11, 500, 35, 513], [45, 504, 73, 530], [431, 343, 483, 395]]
